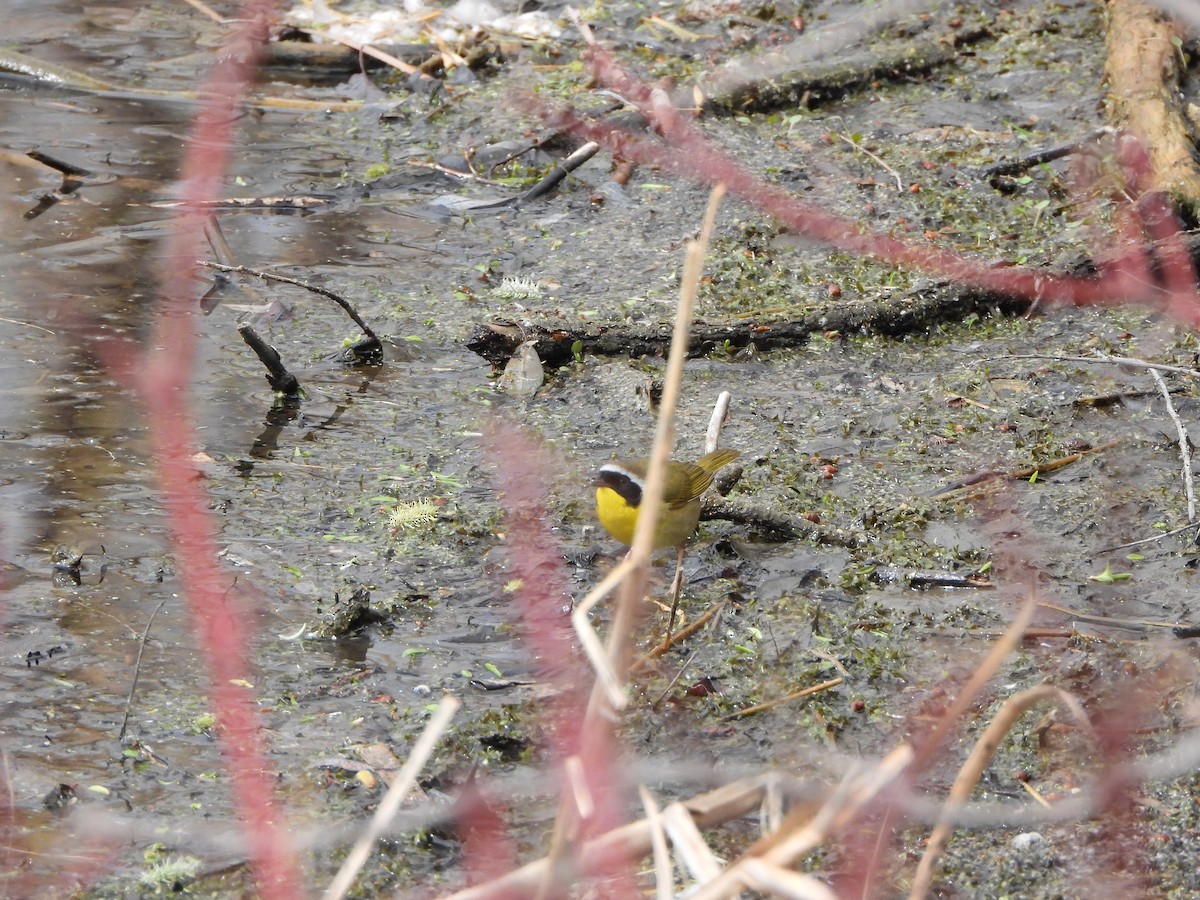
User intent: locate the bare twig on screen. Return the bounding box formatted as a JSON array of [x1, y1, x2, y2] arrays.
[[1097, 519, 1200, 553], [997, 352, 1200, 378], [644, 600, 725, 660], [1150, 367, 1197, 521], [1036, 600, 1187, 634], [835, 131, 903, 191], [649, 649, 699, 709], [516, 141, 601, 206], [979, 126, 1115, 178], [198, 261, 382, 361], [705, 390, 732, 455], [932, 440, 1122, 499], [237, 324, 302, 396]]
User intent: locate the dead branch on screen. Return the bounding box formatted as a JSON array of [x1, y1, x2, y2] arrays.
[[465, 285, 1032, 368], [703, 497, 869, 549], [237, 324, 302, 396], [1104, 0, 1200, 208], [693, 6, 987, 114]]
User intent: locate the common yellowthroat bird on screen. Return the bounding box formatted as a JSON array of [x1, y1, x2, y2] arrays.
[[594, 448, 739, 642]]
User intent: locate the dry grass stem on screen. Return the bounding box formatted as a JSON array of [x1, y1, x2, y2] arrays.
[[571, 556, 641, 709], [739, 858, 839, 899], [637, 785, 673, 899], [1019, 779, 1053, 809], [323, 695, 460, 900], [564, 755, 596, 820], [645, 600, 725, 659], [573, 184, 727, 715], [761, 777, 785, 836], [917, 593, 1038, 760], [441, 775, 773, 900], [835, 131, 904, 191], [662, 802, 722, 883], [689, 745, 914, 899], [720, 677, 845, 721], [907, 686, 1093, 900], [179, 0, 226, 23], [323, 33, 421, 76]]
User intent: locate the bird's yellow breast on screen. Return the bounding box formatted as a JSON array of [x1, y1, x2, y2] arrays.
[[595, 485, 702, 550], [595, 485, 640, 545]]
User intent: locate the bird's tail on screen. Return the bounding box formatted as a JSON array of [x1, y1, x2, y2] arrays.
[[694, 447, 739, 473]]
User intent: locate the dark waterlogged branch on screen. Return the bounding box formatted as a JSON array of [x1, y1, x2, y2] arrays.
[[435, 140, 602, 211], [466, 281, 1032, 367], [237, 324, 302, 396]]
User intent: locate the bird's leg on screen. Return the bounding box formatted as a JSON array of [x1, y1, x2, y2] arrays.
[[663, 544, 686, 648]]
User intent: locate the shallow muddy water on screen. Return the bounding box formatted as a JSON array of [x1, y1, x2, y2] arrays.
[[3, 0, 1200, 896]]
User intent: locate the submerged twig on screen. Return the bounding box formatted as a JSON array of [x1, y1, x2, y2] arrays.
[[932, 439, 1121, 498], [835, 131, 903, 191], [516, 141, 601, 206], [905, 570, 993, 589], [1037, 600, 1190, 634], [1097, 519, 1200, 553], [998, 352, 1200, 379], [117, 597, 170, 744], [198, 262, 383, 362], [0, 46, 361, 110], [979, 126, 1115, 179]]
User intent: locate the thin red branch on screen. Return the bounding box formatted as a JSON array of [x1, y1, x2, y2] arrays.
[[531, 46, 1200, 328], [137, 2, 302, 895], [485, 422, 638, 896]]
